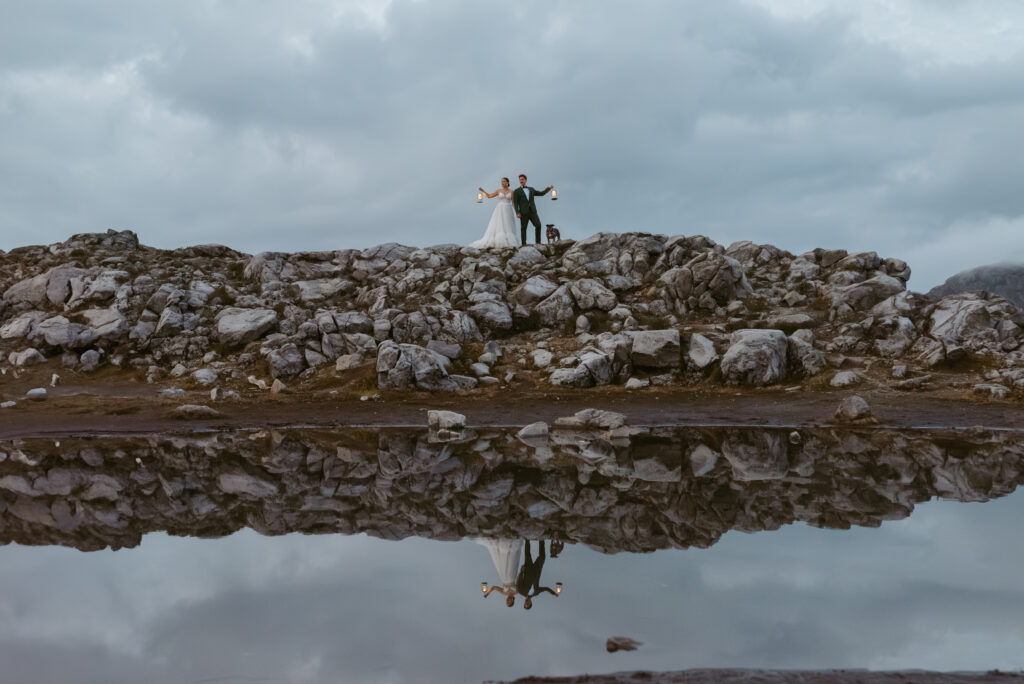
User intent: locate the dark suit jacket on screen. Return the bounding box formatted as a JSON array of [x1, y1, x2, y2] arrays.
[[513, 186, 549, 217]]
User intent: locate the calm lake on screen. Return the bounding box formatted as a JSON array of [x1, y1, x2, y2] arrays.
[[2, 424, 1024, 683]]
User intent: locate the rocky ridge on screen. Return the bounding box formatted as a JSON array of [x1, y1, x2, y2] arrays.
[[1, 229, 1023, 399], [1, 421, 1022, 553], [929, 262, 1024, 309]]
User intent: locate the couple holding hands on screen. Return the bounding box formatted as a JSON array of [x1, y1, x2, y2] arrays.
[[471, 173, 555, 249]]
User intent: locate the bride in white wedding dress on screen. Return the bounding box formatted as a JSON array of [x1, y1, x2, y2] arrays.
[[470, 177, 519, 249]]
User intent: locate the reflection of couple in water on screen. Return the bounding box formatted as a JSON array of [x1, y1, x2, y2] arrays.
[[478, 538, 564, 609]]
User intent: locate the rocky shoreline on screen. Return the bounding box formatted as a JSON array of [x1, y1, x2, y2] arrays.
[[1, 229, 1022, 411]]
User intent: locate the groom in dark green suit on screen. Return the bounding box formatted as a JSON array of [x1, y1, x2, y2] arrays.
[[513, 174, 554, 245]]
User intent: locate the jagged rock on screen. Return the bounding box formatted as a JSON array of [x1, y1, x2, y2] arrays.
[[829, 274, 905, 316], [535, 284, 576, 328], [216, 308, 278, 347], [9, 348, 46, 367], [873, 316, 917, 358], [25, 388, 47, 401], [659, 252, 751, 313], [549, 365, 593, 388], [569, 278, 617, 311], [32, 316, 97, 350], [267, 343, 305, 379], [467, 300, 513, 332], [720, 329, 788, 385], [0, 311, 46, 340], [271, 379, 287, 394], [687, 333, 719, 370], [376, 340, 458, 391], [833, 395, 876, 424], [625, 377, 649, 389], [787, 336, 827, 377], [627, 329, 681, 369]]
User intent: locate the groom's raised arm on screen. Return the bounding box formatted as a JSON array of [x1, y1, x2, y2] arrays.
[[536, 185, 553, 196]]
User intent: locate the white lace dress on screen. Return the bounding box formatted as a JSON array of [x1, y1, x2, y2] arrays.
[[470, 189, 519, 249]]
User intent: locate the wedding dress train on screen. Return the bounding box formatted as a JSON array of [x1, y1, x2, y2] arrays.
[[476, 537, 522, 589], [470, 189, 519, 249]]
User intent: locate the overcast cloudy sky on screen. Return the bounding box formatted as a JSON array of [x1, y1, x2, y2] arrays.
[[2, 0, 1024, 289]]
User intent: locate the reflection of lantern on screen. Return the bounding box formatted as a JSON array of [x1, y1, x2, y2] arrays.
[[481, 582, 488, 593], [476, 192, 484, 203], [555, 582, 563, 594], [551, 189, 558, 200]]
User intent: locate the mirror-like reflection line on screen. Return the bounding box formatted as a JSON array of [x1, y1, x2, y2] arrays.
[[3, 425, 1024, 554]]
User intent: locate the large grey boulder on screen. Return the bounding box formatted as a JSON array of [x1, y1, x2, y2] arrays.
[[31, 316, 97, 350], [267, 343, 306, 379], [627, 329, 681, 369], [3, 272, 51, 308], [829, 274, 905, 315], [467, 300, 513, 332], [535, 284, 577, 327], [0, 311, 47, 340], [217, 308, 278, 347], [658, 252, 751, 314], [928, 294, 992, 343], [376, 341, 458, 391], [569, 278, 617, 311], [80, 308, 128, 341], [720, 329, 788, 385], [787, 336, 827, 377]]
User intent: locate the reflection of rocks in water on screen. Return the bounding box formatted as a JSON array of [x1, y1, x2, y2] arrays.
[[1, 423, 1024, 553]]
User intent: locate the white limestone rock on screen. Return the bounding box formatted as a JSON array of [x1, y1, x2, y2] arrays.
[[627, 329, 681, 369], [216, 308, 278, 347], [720, 329, 788, 385]]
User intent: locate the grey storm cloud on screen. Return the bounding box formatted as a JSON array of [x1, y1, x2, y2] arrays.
[[5, 493, 1024, 683], [2, 0, 1024, 288]]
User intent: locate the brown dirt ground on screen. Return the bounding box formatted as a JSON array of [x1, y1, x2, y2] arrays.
[[1, 363, 1022, 439]]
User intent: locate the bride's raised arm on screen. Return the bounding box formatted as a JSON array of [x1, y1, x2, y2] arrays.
[[478, 187, 499, 199]]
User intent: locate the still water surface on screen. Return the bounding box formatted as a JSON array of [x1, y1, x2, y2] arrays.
[[2, 425, 1024, 683]]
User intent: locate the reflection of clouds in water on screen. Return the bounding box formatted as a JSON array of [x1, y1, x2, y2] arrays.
[[2, 494, 1024, 681]]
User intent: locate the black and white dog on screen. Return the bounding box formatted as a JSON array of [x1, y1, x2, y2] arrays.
[[545, 224, 560, 243]]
